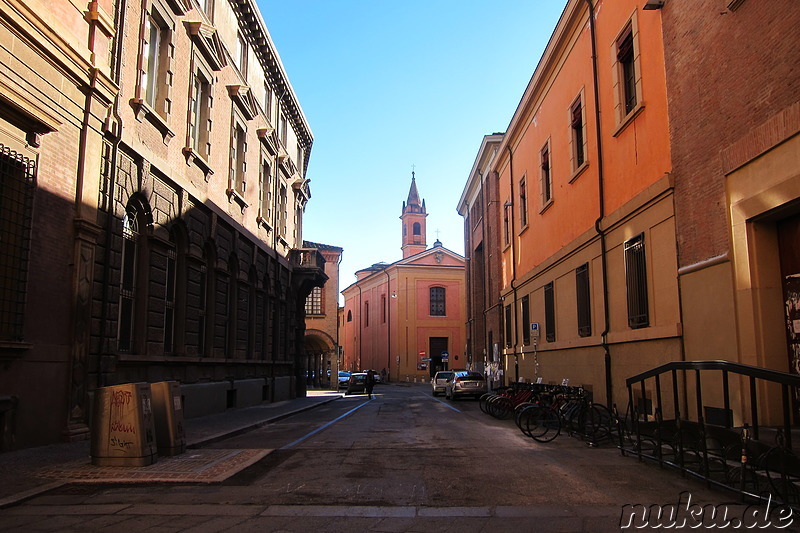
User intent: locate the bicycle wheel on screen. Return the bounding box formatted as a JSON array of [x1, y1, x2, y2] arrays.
[[525, 405, 561, 443], [515, 403, 539, 436], [560, 400, 586, 437], [585, 403, 614, 446]]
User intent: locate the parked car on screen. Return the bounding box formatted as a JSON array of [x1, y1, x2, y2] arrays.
[[445, 371, 487, 400], [431, 371, 454, 396], [337, 371, 351, 389], [345, 372, 368, 395]]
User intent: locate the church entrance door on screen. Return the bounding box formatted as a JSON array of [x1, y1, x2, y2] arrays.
[[429, 337, 448, 378]]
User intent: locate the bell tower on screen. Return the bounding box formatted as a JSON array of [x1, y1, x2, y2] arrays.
[[401, 171, 427, 258]]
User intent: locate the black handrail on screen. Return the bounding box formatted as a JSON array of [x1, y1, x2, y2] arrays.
[[621, 359, 800, 507], [626, 360, 800, 388]]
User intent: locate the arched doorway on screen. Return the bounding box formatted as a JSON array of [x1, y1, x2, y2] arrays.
[[304, 329, 336, 388]]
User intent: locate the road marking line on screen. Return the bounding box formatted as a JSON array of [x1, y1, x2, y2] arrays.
[[281, 399, 372, 449], [427, 395, 461, 413]]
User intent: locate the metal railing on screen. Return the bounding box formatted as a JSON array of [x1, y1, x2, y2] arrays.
[[620, 360, 800, 506]]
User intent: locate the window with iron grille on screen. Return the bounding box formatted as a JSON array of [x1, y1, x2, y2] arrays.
[[504, 304, 512, 348], [118, 210, 139, 352], [519, 178, 528, 228], [430, 286, 446, 316], [305, 286, 323, 315], [576, 263, 591, 337], [544, 282, 555, 342], [381, 294, 386, 323], [364, 302, 369, 327], [624, 233, 649, 329], [0, 144, 35, 342], [164, 248, 176, 353], [521, 295, 530, 346]]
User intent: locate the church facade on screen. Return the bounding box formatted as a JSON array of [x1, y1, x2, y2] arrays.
[[340, 176, 466, 381]]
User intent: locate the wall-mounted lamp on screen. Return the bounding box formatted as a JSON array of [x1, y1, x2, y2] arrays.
[[642, 0, 664, 9], [503, 201, 513, 208], [391, 292, 397, 299]]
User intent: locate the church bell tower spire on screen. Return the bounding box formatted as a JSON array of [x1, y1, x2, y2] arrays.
[[400, 171, 428, 258]]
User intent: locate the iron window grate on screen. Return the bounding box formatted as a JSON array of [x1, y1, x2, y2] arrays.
[[624, 233, 649, 329], [0, 144, 36, 341]]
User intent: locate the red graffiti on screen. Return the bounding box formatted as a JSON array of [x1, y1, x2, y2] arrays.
[[110, 390, 132, 407], [110, 421, 136, 434]]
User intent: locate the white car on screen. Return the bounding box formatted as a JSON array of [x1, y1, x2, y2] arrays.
[[431, 371, 454, 396]]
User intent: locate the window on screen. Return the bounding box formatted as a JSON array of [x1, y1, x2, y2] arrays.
[[544, 282, 555, 342], [624, 233, 649, 329], [258, 155, 272, 224], [198, 263, 207, 355], [576, 263, 591, 337], [230, 119, 246, 195], [278, 184, 288, 237], [264, 82, 272, 121], [142, 6, 172, 117], [236, 32, 248, 78], [364, 302, 369, 327], [504, 304, 512, 348], [164, 248, 176, 353], [413, 222, 421, 235], [347, 309, 352, 322], [430, 286, 446, 316], [189, 67, 212, 160], [279, 113, 288, 147], [618, 28, 636, 115], [381, 294, 387, 323], [521, 295, 530, 346], [519, 178, 528, 228], [118, 208, 140, 352], [503, 201, 510, 246], [305, 286, 323, 315], [613, 19, 642, 127], [541, 142, 552, 206], [0, 144, 35, 342], [570, 94, 587, 173]]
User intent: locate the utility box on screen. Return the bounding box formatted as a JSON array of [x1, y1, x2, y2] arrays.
[[151, 381, 185, 456], [91, 383, 157, 467]]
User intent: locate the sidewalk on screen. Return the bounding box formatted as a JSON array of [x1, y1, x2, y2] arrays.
[[0, 389, 343, 509]]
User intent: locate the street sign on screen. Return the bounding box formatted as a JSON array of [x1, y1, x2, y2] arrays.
[[441, 351, 449, 360], [421, 358, 431, 362], [530, 323, 540, 338]]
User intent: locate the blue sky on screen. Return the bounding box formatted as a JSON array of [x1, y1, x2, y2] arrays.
[[257, 1, 567, 295]]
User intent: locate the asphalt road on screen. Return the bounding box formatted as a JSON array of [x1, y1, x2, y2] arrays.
[[0, 384, 782, 532]]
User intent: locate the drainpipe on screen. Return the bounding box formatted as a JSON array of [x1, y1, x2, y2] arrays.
[[585, 0, 612, 408], [96, 0, 127, 388], [506, 146, 519, 384], [384, 268, 391, 381], [357, 283, 363, 371]]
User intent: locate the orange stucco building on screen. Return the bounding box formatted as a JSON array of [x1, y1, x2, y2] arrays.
[[340, 176, 466, 381], [491, 0, 676, 407]]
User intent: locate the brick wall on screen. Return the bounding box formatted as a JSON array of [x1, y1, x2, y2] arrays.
[[662, 0, 800, 266]]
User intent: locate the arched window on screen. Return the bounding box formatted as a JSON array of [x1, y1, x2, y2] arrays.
[[430, 286, 446, 316], [347, 310, 352, 322], [118, 200, 149, 352], [413, 222, 421, 235]]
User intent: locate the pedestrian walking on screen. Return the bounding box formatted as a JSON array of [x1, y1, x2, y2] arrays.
[[366, 369, 376, 399]]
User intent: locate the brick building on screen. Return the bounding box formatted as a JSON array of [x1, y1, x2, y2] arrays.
[[340, 176, 466, 381], [457, 133, 505, 386], [475, 0, 677, 407], [662, 0, 800, 422], [303, 241, 342, 389], [0, 0, 325, 450]]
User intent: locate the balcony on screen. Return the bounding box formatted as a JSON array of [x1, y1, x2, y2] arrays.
[[290, 248, 328, 298]]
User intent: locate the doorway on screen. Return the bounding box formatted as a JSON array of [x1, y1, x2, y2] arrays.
[[778, 213, 800, 419], [429, 337, 448, 378]]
